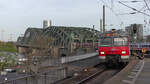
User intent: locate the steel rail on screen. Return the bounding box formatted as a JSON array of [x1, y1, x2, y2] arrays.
[[76, 67, 106, 84]]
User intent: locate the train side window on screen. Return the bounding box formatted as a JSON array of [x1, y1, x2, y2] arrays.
[[142, 45, 144, 47], [136, 45, 138, 48], [146, 45, 148, 48]]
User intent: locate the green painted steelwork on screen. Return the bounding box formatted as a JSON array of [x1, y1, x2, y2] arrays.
[[17, 26, 99, 48]]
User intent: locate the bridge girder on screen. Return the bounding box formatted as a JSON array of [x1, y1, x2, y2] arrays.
[[17, 26, 99, 48]]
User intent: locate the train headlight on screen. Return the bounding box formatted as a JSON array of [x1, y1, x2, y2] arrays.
[[100, 52, 105, 54], [121, 51, 126, 54]]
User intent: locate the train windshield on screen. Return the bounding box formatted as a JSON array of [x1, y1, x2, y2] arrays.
[[99, 37, 112, 46], [114, 37, 128, 46], [99, 37, 128, 46]]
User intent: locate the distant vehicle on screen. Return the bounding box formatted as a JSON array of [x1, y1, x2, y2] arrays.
[[4, 68, 16, 73], [18, 58, 27, 62], [98, 29, 130, 66], [1, 71, 7, 75], [130, 43, 150, 54], [18, 54, 27, 62]]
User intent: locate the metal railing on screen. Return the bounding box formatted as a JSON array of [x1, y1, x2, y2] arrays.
[[0, 67, 67, 84], [0, 75, 33, 84]]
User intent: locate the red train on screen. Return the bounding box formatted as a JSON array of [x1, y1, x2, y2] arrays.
[[98, 29, 130, 65]]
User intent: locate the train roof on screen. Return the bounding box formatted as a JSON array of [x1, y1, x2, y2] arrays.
[[99, 29, 128, 37]]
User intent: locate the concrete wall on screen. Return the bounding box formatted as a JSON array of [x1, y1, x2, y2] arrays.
[[61, 53, 98, 63]]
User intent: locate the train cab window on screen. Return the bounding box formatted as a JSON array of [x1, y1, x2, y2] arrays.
[[114, 37, 128, 46], [99, 37, 112, 46], [142, 45, 144, 47], [146, 45, 148, 47]]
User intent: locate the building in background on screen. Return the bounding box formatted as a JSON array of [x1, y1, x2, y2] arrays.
[[43, 20, 52, 28], [125, 24, 143, 42], [146, 35, 150, 42]]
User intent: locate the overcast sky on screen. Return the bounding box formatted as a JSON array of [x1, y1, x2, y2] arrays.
[[0, 0, 149, 41]]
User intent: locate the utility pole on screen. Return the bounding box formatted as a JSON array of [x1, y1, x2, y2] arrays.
[[100, 19, 103, 32], [103, 5, 105, 32], [93, 25, 95, 48]]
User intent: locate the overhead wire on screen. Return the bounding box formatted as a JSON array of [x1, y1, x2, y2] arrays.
[[115, 4, 146, 15], [118, 0, 150, 33], [143, 0, 150, 12], [118, 1, 150, 17], [119, 0, 143, 3], [101, 0, 150, 33], [142, 1, 150, 34], [139, 5, 147, 11], [100, 0, 125, 28]]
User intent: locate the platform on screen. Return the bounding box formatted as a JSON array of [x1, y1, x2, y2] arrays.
[[134, 59, 150, 84], [121, 58, 150, 84]]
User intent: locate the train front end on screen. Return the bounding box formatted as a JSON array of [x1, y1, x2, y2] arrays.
[[98, 32, 130, 64]]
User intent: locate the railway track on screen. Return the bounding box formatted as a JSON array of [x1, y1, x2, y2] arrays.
[[75, 57, 136, 84], [76, 67, 106, 84], [54, 64, 123, 84], [53, 64, 105, 84], [83, 69, 121, 84]]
